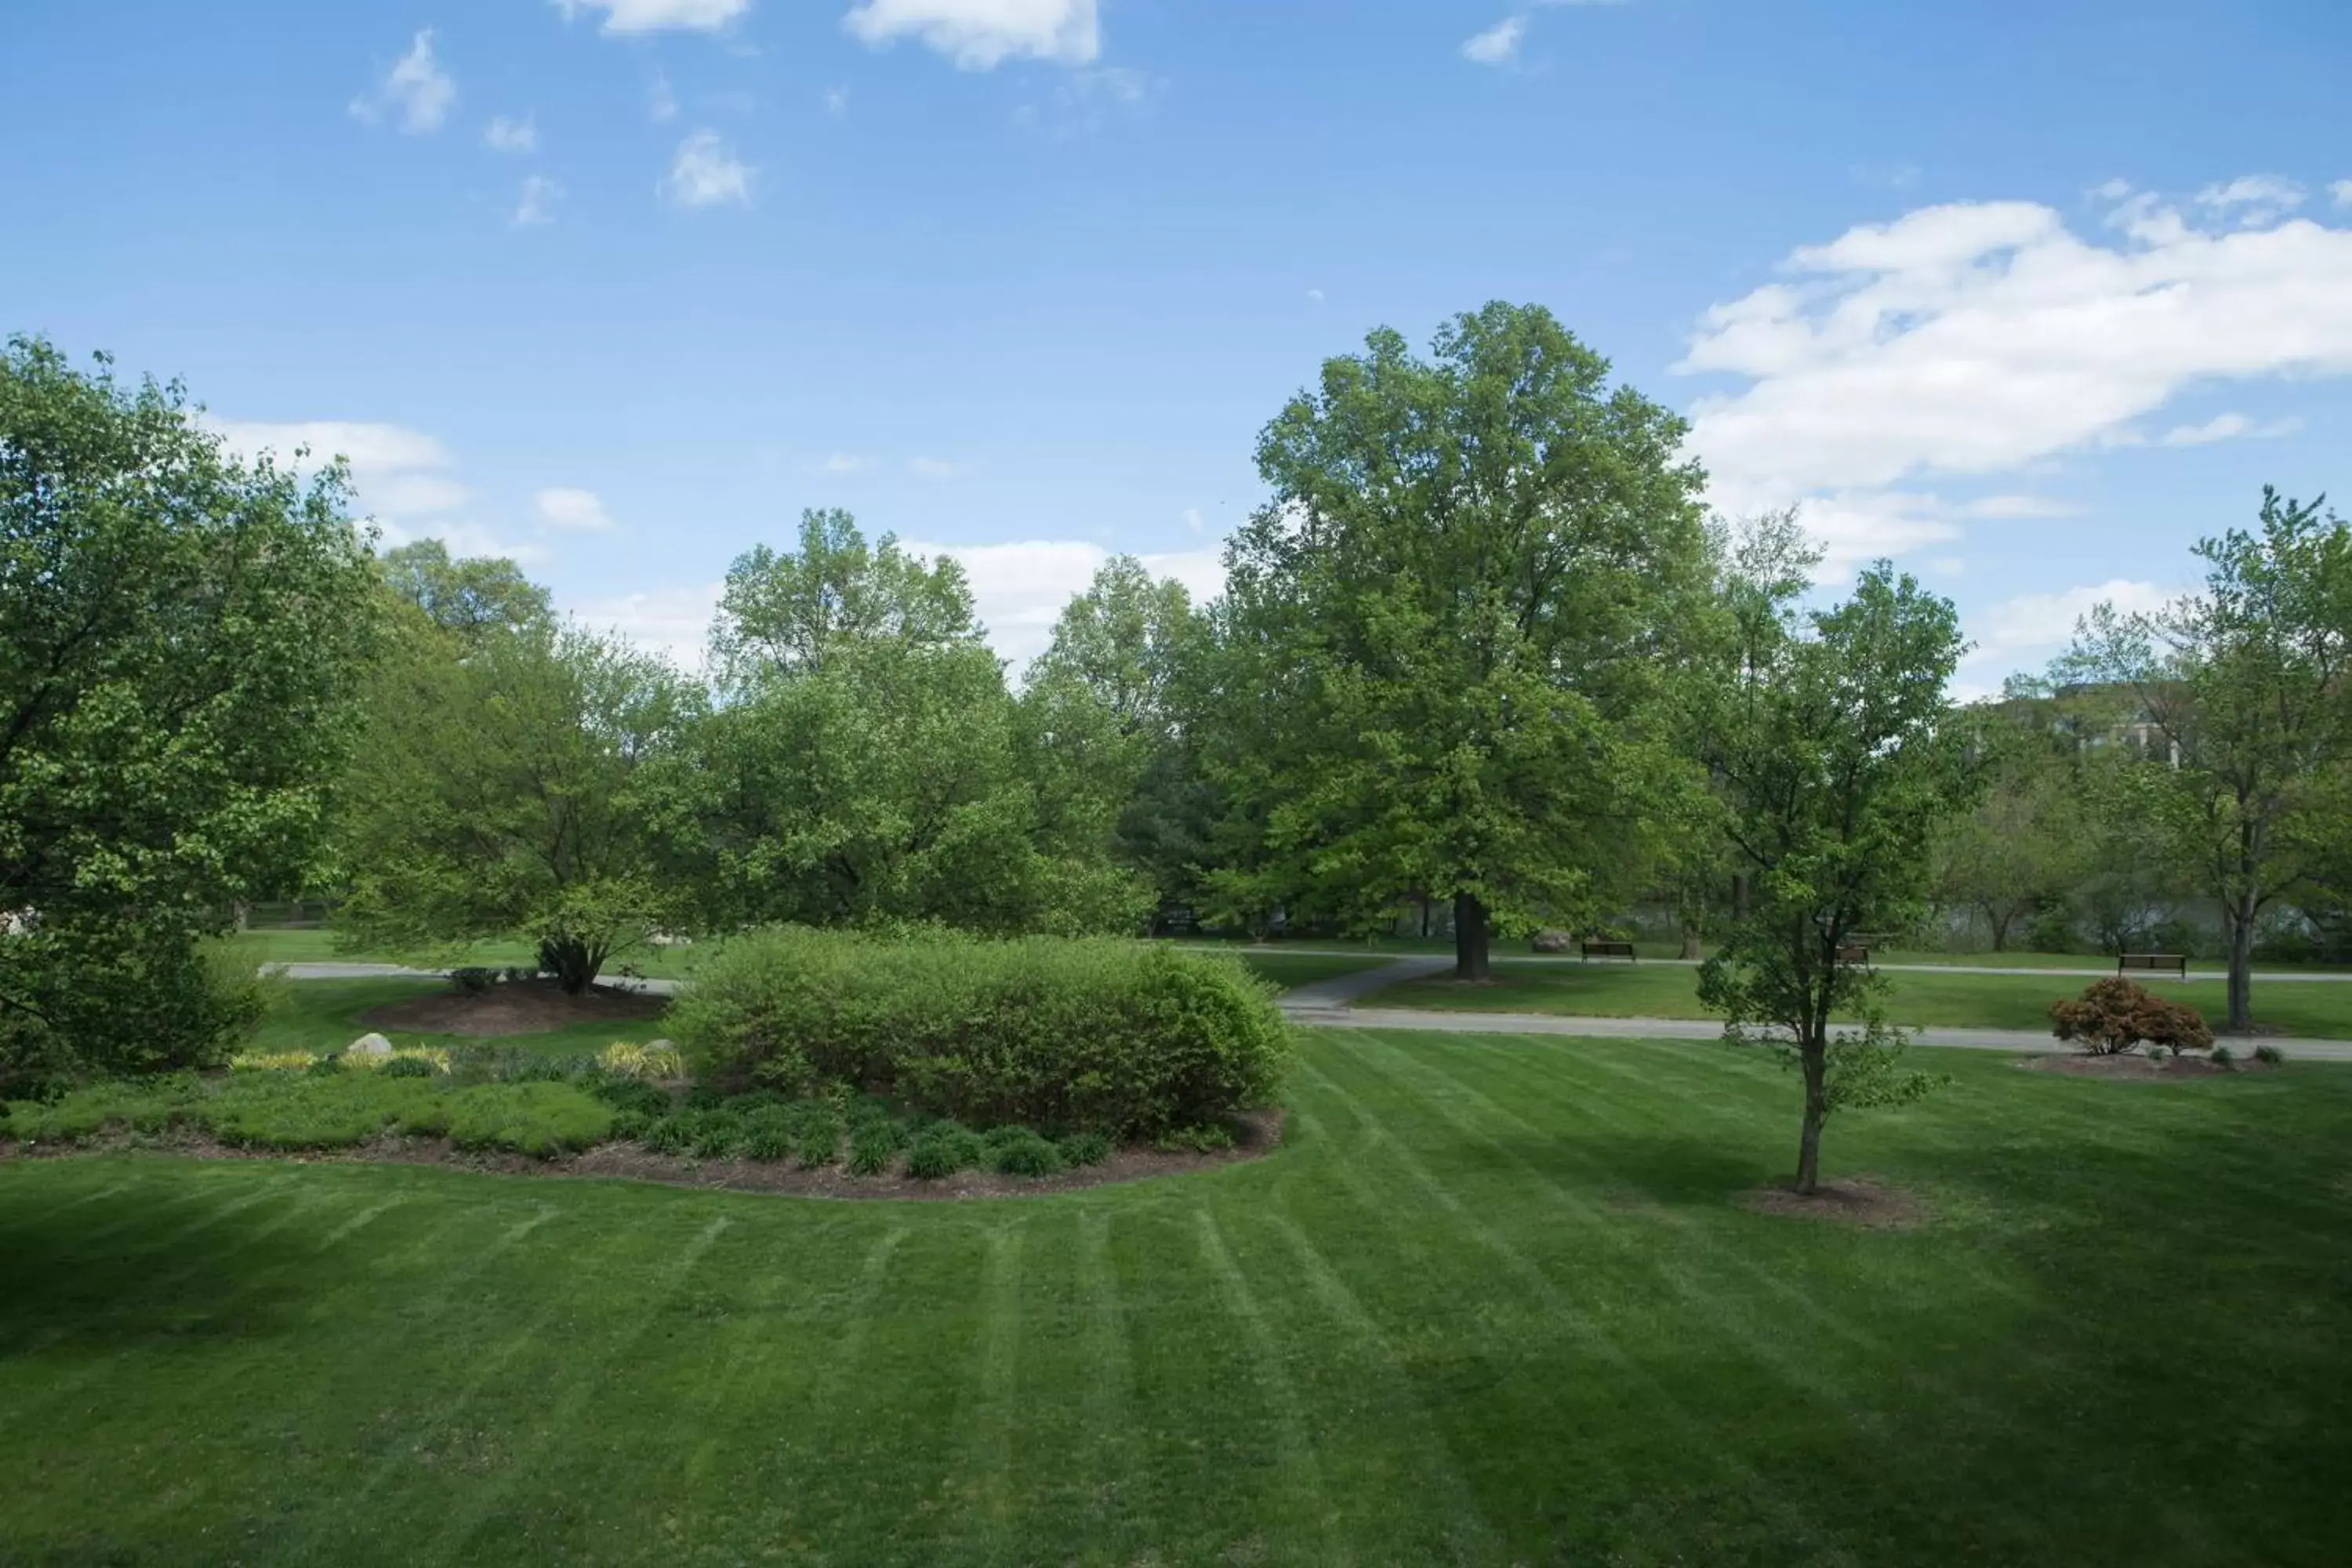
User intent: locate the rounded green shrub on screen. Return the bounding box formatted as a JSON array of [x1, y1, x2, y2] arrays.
[[380, 1056, 437, 1080], [987, 1131, 1065, 1177], [668, 929, 1292, 1134], [1055, 1131, 1112, 1167], [846, 1121, 898, 1176], [736, 1113, 794, 1163]]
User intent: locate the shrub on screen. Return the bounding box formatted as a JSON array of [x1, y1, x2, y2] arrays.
[[846, 1121, 898, 1175], [442, 1083, 614, 1157], [306, 1053, 346, 1078], [793, 1110, 844, 1169], [1056, 1131, 1112, 1167], [1153, 1122, 1236, 1154], [904, 1135, 973, 1181], [2049, 978, 2215, 1057], [588, 1078, 673, 1119], [688, 1110, 744, 1160], [598, 1040, 683, 1080], [735, 1110, 795, 1163], [2211, 1044, 2238, 1070], [669, 928, 1293, 1135], [380, 1055, 437, 1079], [2255, 1043, 2286, 1066], [451, 967, 498, 995], [987, 1131, 1065, 1177], [640, 1113, 695, 1155]]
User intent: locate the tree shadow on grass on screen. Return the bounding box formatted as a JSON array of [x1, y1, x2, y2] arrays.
[[0, 1168, 326, 1356]]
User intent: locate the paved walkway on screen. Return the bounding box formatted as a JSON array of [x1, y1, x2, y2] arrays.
[[1275, 956, 2352, 1062], [1215, 945, 2352, 983]]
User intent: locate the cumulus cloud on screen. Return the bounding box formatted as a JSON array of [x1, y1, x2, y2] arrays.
[[350, 30, 455, 135], [555, 0, 751, 34], [484, 114, 538, 153], [535, 488, 617, 532], [2336, 180, 2352, 209], [659, 131, 756, 207], [568, 582, 724, 670], [909, 456, 961, 478], [1958, 578, 2186, 694], [1678, 185, 2352, 570], [905, 541, 1225, 666], [1460, 16, 1525, 64], [818, 452, 873, 474], [843, 0, 1099, 70], [2157, 411, 2302, 446], [511, 175, 562, 228]]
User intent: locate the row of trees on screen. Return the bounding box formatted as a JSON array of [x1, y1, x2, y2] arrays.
[[9, 311, 2338, 1189]]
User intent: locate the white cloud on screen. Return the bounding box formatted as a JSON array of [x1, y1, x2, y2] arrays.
[[824, 85, 851, 117], [2158, 411, 2303, 446], [649, 71, 680, 122], [350, 30, 455, 135], [511, 174, 562, 228], [535, 488, 617, 532], [2196, 173, 2305, 222], [843, 0, 1099, 70], [569, 582, 724, 669], [1960, 494, 2081, 520], [1461, 16, 1524, 65], [1964, 579, 2183, 681], [1679, 186, 2352, 571], [659, 131, 756, 208], [484, 114, 538, 154], [205, 417, 552, 563], [906, 541, 1225, 665], [2335, 180, 2352, 209], [818, 452, 873, 474], [1182, 506, 1205, 534], [909, 456, 961, 478], [1306, 287, 1325, 303], [555, 0, 751, 34]]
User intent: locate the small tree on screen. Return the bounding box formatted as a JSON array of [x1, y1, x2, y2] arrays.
[[2060, 488, 2352, 1032], [1695, 557, 1974, 1195], [338, 616, 694, 992], [2049, 978, 2214, 1057]]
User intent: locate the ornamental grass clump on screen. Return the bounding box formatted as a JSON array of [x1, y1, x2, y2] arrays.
[[669, 928, 1291, 1136], [2049, 978, 2216, 1057]]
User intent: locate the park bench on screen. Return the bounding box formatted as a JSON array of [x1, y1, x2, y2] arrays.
[[2118, 952, 2188, 980], [1581, 938, 1637, 963], [1835, 942, 1871, 966]]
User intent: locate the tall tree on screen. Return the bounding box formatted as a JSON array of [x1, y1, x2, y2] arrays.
[[0, 336, 379, 1080], [710, 507, 979, 686], [1695, 558, 1973, 1196], [337, 619, 695, 992], [2060, 488, 2352, 1031], [1936, 713, 2087, 951], [1216, 302, 1712, 977], [379, 538, 551, 648]]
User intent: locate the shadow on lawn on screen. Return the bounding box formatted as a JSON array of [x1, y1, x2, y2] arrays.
[[0, 1172, 329, 1356]]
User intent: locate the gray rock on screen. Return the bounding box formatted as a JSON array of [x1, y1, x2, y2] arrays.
[[347, 1032, 394, 1057]]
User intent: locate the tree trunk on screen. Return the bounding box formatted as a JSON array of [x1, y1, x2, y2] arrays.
[[1987, 907, 2012, 952], [1453, 891, 1490, 982], [1794, 1036, 1829, 1195], [540, 935, 601, 996], [1731, 873, 1749, 924], [2226, 895, 2256, 1034], [1678, 927, 1700, 960]]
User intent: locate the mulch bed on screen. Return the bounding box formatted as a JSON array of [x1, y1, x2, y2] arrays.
[[2019, 1052, 2281, 1080], [360, 979, 668, 1037], [2, 1108, 1288, 1201], [1740, 1175, 1924, 1229]]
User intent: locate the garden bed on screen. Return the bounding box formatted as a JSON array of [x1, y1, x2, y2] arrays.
[[2020, 1053, 2281, 1080], [360, 978, 667, 1036], [1, 1107, 1286, 1199]]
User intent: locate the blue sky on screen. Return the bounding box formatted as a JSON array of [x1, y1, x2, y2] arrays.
[[6, 0, 2351, 690]]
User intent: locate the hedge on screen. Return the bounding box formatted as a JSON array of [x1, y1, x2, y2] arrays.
[[667, 929, 1293, 1135]]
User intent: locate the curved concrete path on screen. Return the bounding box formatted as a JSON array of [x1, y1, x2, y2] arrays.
[[1276, 957, 2352, 1062]]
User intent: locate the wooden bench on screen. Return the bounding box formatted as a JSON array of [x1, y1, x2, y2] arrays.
[[2118, 952, 2188, 979], [1580, 939, 1637, 963], [1835, 943, 1870, 966]]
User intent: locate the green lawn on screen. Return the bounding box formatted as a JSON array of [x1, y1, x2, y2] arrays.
[[1229, 951, 1389, 989], [6, 1029, 2350, 1564], [252, 978, 675, 1059], [1375, 960, 2352, 1038]]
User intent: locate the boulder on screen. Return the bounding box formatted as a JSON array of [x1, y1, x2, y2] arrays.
[[347, 1032, 394, 1057], [1530, 929, 1573, 954]]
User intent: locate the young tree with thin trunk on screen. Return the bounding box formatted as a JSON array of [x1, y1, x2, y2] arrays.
[[1695, 550, 1972, 1196], [2059, 488, 2352, 1033], [1211, 302, 1711, 978]]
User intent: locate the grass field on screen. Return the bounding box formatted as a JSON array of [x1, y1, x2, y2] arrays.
[[229, 929, 709, 979], [5, 1029, 2350, 1564], [1180, 934, 2352, 975], [1374, 961, 2352, 1038]]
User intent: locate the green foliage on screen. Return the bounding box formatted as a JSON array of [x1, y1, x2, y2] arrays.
[[710, 507, 982, 688], [379, 1055, 437, 1079], [905, 1125, 985, 1180], [2210, 1044, 2238, 1069], [587, 1077, 673, 1118], [4, 1073, 612, 1159], [846, 1120, 900, 1175], [1, 337, 379, 1083], [1153, 1122, 1236, 1154], [336, 616, 696, 993], [670, 927, 1292, 1134], [2049, 978, 2216, 1057], [1205, 302, 1712, 975], [1055, 1130, 1112, 1167], [2254, 1043, 2286, 1066], [1693, 545, 1976, 1192], [377, 538, 550, 650], [986, 1130, 1066, 1176]]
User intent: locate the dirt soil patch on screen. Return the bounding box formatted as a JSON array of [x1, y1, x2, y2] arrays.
[[1740, 1175, 1923, 1228], [6, 1108, 1288, 1201], [360, 979, 668, 1037], [2020, 1052, 2279, 1080]]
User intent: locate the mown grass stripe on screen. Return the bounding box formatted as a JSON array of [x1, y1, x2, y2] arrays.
[[1074, 1207, 1143, 1549]]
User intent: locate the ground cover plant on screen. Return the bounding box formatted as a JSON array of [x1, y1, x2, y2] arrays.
[[1370, 960, 2352, 1037], [670, 928, 1291, 1134], [2, 1029, 2349, 1563]]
